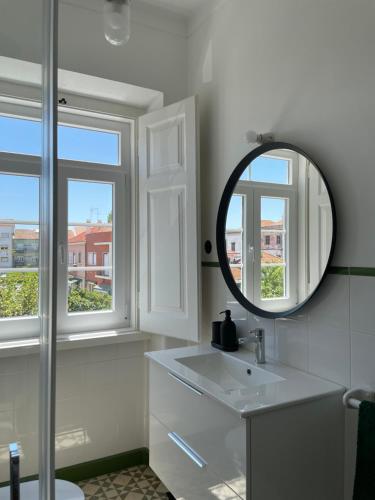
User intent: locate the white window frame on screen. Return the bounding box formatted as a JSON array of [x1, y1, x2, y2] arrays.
[[0, 101, 135, 339]]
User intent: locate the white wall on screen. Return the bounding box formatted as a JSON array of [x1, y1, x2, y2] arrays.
[[1, 0, 188, 105], [188, 1, 375, 498]]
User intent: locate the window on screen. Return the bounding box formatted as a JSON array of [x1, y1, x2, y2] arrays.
[[87, 252, 97, 266], [103, 253, 110, 277], [67, 180, 112, 312], [0, 172, 40, 336], [227, 151, 297, 309], [0, 103, 132, 338], [240, 154, 290, 184], [0, 115, 120, 166], [226, 195, 244, 291], [260, 197, 287, 300]]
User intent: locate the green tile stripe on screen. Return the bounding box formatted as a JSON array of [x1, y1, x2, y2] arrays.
[[349, 267, 375, 277], [0, 447, 148, 488], [202, 261, 220, 268], [204, 262, 375, 277], [329, 266, 350, 275]]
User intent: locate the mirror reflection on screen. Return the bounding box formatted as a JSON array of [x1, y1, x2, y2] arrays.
[[224, 147, 334, 314]]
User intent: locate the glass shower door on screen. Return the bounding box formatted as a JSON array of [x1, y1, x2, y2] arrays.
[[0, 0, 44, 493]]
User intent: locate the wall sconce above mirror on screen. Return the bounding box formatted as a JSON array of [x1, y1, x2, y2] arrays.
[[216, 142, 336, 318]]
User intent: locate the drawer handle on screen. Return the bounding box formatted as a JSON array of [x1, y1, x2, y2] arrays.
[[168, 432, 207, 469], [168, 372, 203, 396]]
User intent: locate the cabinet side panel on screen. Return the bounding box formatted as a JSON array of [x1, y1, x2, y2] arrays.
[[250, 396, 344, 500]]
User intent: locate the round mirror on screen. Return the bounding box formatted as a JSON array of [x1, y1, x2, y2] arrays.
[[216, 142, 336, 318]]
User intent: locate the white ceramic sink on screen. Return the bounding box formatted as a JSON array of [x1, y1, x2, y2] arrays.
[[176, 352, 284, 392], [146, 345, 344, 416]]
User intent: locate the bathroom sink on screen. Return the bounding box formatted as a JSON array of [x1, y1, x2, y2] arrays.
[[146, 345, 344, 417], [176, 352, 284, 392]]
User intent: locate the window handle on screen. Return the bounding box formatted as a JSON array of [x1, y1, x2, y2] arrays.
[[59, 243, 65, 265], [248, 245, 254, 263]]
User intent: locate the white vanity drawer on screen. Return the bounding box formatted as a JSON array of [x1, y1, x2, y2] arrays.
[[150, 414, 240, 500], [149, 361, 246, 498]]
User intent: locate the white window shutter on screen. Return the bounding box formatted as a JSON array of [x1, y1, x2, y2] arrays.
[[138, 96, 200, 342]]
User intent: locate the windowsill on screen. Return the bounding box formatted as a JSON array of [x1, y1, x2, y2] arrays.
[[0, 329, 150, 358]]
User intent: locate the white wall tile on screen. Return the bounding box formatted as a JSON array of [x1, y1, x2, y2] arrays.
[[275, 318, 309, 371], [307, 275, 350, 330], [56, 364, 84, 400], [0, 342, 148, 482], [242, 314, 276, 360], [202, 266, 249, 342], [350, 276, 375, 335], [308, 324, 350, 386], [351, 331, 375, 387]]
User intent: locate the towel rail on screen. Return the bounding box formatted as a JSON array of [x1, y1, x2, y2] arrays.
[[343, 388, 375, 409]]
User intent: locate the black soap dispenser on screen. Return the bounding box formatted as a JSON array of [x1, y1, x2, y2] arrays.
[[219, 309, 238, 352]]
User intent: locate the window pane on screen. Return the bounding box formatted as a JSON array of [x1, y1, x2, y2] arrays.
[[0, 271, 39, 318], [0, 116, 41, 156], [67, 179, 113, 314], [0, 174, 39, 222], [68, 180, 113, 224], [226, 195, 244, 291], [241, 155, 289, 184], [261, 197, 287, 299], [261, 266, 285, 300], [58, 125, 119, 165], [68, 270, 112, 313], [0, 173, 39, 320], [0, 115, 120, 165], [13, 225, 39, 268]]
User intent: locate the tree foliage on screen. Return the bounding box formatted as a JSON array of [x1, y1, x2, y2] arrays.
[[0, 272, 111, 318], [0, 272, 38, 318], [68, 287, 111, 312], [261, 266, 284, 299]]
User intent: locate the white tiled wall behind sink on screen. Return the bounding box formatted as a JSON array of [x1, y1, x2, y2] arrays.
[[202, 267, 375, 499], [0, 341, 148, 483]]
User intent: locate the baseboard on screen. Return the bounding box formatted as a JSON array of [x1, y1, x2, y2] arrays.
[[0, 447, 149, 488]]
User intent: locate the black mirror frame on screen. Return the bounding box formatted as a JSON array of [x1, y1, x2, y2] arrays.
[[216, 142, 337, 319]]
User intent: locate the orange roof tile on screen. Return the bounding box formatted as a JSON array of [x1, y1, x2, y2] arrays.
[[230, 267, 242, 281], [14, 229, 39, 240], [261, 219, 283, 229], [68, 226, 112, 243], [261, 251, 284, 264]]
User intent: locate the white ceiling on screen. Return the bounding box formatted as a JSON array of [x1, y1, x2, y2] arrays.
[[139, 0, 215, 17]]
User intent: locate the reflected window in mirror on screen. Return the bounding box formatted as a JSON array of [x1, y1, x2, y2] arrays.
[[218, 144, 335, 318]]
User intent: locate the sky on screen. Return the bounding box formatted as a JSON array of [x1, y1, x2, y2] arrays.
[[0, 115, 288, 230], [0, 116, 116, 225], [227, 156, 288, 229]]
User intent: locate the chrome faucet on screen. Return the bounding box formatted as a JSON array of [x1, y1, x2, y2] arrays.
[[238, 328, 266, 364]]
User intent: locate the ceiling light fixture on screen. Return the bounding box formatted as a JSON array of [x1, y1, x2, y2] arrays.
[[104, 0, 132, 47]]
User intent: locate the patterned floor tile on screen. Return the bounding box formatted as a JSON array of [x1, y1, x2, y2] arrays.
[[77, 465, 169, 500]]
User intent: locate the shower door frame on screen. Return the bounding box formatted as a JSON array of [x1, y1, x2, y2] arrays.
[[39, 0, 59, 498]]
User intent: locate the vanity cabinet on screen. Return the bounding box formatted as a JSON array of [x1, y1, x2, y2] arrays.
[[148, 360, 344, 500]]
